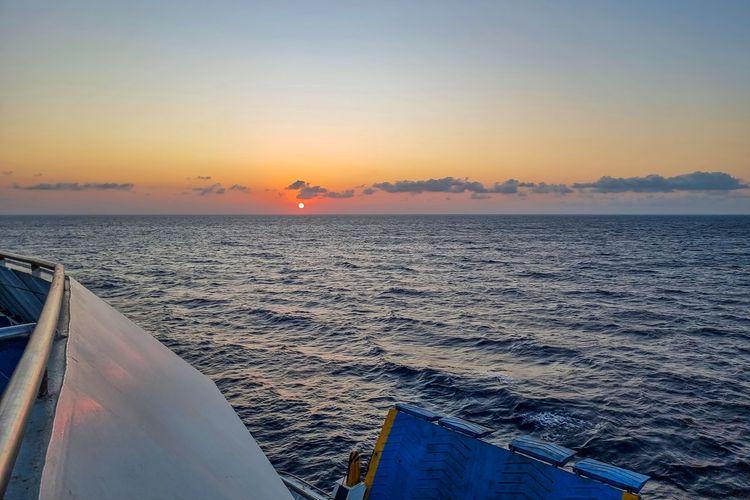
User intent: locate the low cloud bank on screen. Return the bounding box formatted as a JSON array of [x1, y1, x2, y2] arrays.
[[531, 183, 574, 194], [572, 171, 746, 193], [358, 171, 745, 198], [192, 183, 225, 195], [326, 189, 355, 199], [14, 182, 133, 191], [190, 182, 250, 195], [285, 180, 355, 199], [373, 177, 526, 194], [282, 170, 746, 204]]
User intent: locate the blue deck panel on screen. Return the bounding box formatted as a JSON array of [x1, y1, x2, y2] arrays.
[[0, 337, 29, 395], [0, 267, 47, 323], [369, 411, 627, 500]]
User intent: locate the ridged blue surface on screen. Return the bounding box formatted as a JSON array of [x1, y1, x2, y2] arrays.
[[1, 215, 749, 499], [510, 435, 576, 466], [395, 403, 439, 421], [438, 415, 493, 438], [574, 458, 651, 493], [370, 411, 623, 500]]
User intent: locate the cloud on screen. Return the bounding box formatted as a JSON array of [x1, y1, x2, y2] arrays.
[[491, 180, 521, 194], [572, 171, 747, 193], [373, 176, 525, 194], [228, 184, 250, 193], [369, 172, 745, 198], [192, 183, 225, 195], [374, 177, 479, 193], [2, 171, 13, 176], [530, 183, 573, 195], [14, 182, 134, 191], [286, 179, 353, 199], [326, 189, 354, 199], [280, 170, 745, 204], [298, 184, 327, 199]]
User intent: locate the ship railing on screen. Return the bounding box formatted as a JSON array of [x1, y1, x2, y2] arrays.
[[279, 472, 332, 500], [0, 251, 64, 494]]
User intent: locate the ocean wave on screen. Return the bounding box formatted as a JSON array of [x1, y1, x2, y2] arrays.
[[379, 287, 430, 297], [246, 308, 314, 327]]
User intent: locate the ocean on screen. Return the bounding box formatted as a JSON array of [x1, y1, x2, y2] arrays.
[[1, 215, 748, 498]]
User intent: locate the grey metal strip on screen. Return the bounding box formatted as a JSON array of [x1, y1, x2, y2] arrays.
[[0, 323, 36, 341]]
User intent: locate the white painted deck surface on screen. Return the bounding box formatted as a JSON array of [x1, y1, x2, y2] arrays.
[[40, 279, 292, 499]]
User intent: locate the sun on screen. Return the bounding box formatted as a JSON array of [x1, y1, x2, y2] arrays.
[[297, 202, 305, 209]]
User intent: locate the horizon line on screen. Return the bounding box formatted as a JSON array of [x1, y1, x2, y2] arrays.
[[1, 213, 749, 217]]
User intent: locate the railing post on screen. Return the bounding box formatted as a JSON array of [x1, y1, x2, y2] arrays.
[[38, 370, 49, 398]]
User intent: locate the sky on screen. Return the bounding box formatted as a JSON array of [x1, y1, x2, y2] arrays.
[[1, 0, 748, 214]]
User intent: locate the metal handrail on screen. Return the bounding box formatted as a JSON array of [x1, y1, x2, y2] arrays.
[[0, 250, 58, 274], [279, 472, 331, 500], [0, 252, 64, 494]]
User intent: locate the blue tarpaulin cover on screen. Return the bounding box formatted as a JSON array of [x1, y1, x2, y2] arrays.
[[369, 410, 632, 500]]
